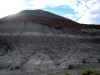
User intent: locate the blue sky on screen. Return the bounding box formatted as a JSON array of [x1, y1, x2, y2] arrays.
[[0, 0, 100, 24]]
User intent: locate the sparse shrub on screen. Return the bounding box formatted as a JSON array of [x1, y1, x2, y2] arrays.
[[54, 26, 60, 29], [97, 58, 100, 63], [15, 66, 20, 69], [82, 60, 86, 63], [65, 72, 70, 75], [57, 63, 60, 65], [10, 66, 20, 70], [82, 58, 86, 63], [10, 68, 13, 70], [67, 64, 74, 69], [38, 55, 41, 57], [82, 69, 92, 75], [93, 70, 100, 75]]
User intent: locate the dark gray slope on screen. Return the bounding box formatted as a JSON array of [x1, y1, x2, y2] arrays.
[[15, 9, 68, 19], [1, 9, 73, 21]]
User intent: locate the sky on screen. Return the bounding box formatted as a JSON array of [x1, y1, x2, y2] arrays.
[[0, 0, 100, 24]]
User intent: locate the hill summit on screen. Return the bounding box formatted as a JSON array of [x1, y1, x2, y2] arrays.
[[0, 9, 100, 30]]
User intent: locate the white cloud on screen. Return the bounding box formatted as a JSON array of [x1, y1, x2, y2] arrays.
[[24, 0, 66, 9], [25, 0, 100, 24], [0, 0, 100, 24], [64, 14, 77, 21], [78, 0, 100, 24], [25, 0, 79, 9], [0, 0, 26, 18]]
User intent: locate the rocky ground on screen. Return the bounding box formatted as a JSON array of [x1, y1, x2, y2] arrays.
[[0, 22, 100, 75]]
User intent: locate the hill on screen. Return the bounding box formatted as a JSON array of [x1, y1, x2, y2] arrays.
[[0, 9, 100, 75], [0, 9, 100, 30]]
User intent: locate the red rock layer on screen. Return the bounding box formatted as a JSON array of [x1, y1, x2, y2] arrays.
[[0, 16, 100, 30]]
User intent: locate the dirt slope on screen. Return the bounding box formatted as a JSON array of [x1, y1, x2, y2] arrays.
[[0, 10, 100, 75]]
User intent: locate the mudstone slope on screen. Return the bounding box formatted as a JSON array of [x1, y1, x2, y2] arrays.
[[0, 9, 100, 75]]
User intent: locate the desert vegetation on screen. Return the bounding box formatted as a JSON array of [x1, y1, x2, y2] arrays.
[[81, 69, 100, 75], [82, 58, 86, 64], [97, 58, 100, 63], [65, 72, 70, 75], [10, 66, 20, 71]]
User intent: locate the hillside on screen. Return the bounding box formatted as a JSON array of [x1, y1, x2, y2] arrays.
[[0, 9, 100, 75], [0, 9, 100, 30]]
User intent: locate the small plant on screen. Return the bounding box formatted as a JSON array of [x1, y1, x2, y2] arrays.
[[82, 69, 92, 75], [97, 58, 100, 63], [57, 62, 60, 65], [67, 64, 74, 69], [15, 66, 20, 69], [93, 70, 100, 75], [65, 72, 70, 75], [38, 55, 41, 57], [10, 68, 13, 70], [82, 58, 86, 63]]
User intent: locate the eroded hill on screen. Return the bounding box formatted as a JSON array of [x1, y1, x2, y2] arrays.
[[0, 9, 100, 75]]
